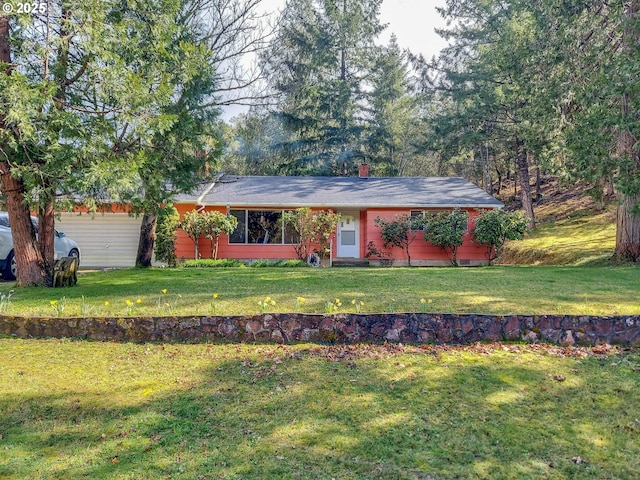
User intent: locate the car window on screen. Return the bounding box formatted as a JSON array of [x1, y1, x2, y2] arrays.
[[0, 213, 40, 229]]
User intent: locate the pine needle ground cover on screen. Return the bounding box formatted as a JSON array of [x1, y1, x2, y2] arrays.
[[1, 266, 640, 317], [0, 340, 638, 479]]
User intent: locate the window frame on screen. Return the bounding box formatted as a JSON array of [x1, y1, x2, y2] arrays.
[[228, 209, 299, 245], [410, 210, 426, 232]]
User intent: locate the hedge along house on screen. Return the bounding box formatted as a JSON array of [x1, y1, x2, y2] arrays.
[[173, 172, 504, 266]]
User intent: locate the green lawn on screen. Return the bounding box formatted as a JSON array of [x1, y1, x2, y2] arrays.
[[1, 339, 638, 479], [1, 265, 639, 317]]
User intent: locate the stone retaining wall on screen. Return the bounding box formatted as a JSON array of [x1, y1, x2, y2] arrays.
[[1, 312, 639, 346]]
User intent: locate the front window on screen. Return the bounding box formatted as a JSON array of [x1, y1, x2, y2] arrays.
[[229, 210, 299, 244], [410, 210, 426, 231]]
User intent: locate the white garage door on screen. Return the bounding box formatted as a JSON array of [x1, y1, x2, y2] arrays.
[[56, 212, 144, 268]]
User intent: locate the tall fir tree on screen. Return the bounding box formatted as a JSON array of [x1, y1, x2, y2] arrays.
[[368, 35, 423, 175], [262, 0, 384, 175]]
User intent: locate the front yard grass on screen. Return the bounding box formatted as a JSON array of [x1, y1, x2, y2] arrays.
[[1, 265, 640, 317], [1, 339, 638, 479]]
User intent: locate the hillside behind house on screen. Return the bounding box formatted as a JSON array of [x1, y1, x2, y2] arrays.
[[496, 177, 617, 266]]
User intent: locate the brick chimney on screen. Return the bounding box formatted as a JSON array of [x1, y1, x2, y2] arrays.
[[358, 163, 369, 178]]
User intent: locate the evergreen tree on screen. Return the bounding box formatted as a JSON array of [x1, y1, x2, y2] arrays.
[[432, 0, 543, 227], [552, 1, 640, 260], [92, 0, 221, 268], [368, 36, 423, 175], [262, 0, 384, 174], [2, 0, 269, 280], [429, 0, 640, 260]]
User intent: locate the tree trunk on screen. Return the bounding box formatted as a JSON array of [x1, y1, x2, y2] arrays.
[[0, 15, 47, 286], [615, 193, 640, 261], [0, 164, 47, 285], [495, 167, 502, 195], [614, 99, 640, 261], [516, 139, 535, 228], [481, 144, 493, 194], [603, 177, 615, 199], [0, 13, 8, 62], [136, 210, 158, 267], [38, 198, 56, 275], [613, 0, 640, 261], [530, 153, 542, 202]]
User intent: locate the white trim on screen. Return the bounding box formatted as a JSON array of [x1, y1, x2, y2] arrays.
[[196, 173, 223, 210]]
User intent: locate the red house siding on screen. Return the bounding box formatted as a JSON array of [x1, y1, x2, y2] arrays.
[[363, 208, 488, 265], [176, 204, 321, 261], [359, 210, 367, 258], [175, 204, 493, 265]]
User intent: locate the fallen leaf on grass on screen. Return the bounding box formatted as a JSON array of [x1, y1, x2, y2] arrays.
[[592, 344, 612, 355], [298, 342, 620, 363]]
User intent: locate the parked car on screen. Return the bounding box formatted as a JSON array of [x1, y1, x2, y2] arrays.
[[0, 212, 81, 280]]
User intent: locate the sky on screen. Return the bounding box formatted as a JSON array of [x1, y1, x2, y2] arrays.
[[223, 0, 449, 120], [258, 0, 449, 59], [378, 0, 449, 59]]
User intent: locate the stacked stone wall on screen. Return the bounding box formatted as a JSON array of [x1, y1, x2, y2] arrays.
[[1, 313, 639, 346]]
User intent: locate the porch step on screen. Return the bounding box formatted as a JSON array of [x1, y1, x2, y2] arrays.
[[332, 258, 370, 267]]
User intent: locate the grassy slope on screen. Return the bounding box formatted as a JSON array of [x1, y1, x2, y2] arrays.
[[498, 178, 618, 266]]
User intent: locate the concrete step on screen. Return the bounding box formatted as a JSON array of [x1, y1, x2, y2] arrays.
[[332, 258, 370, 267]]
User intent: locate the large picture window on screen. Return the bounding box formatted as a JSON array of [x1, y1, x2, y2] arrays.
[[229, 210, 299, 244]]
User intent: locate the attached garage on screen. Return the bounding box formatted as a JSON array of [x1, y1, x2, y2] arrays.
[[56, 212, 144, 268]]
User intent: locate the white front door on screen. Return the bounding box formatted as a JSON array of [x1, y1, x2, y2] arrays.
[[337, 212, 359, 258]]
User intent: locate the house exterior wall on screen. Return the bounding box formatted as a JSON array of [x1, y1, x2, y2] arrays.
[[175, 203, 495, 265], [175, 204, 301, 261], [363, 208, 490, 266]]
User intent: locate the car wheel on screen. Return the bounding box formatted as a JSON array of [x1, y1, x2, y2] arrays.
[[68, 248, 80, 266], [3, 250, 16, 281]]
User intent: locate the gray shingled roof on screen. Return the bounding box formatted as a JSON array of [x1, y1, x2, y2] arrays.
[[175, 175, 503, 209]]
